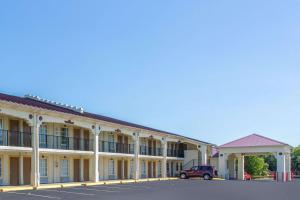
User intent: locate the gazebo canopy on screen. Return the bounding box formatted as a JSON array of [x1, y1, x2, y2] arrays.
[[219, 134, 289, 148]]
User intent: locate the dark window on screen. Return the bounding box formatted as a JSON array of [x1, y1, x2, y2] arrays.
[[201, 166, 212, 171]]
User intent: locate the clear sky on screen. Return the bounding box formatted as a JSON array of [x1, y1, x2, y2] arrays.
[[1, 1, 300, 146]]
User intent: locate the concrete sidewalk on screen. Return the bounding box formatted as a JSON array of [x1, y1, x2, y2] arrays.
[[0, 177, 179, 192]]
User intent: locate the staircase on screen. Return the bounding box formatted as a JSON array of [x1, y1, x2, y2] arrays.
[[183, 159, 200, 170]]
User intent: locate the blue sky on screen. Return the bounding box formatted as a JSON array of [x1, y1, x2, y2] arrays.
[[1, 1, 300, 146]]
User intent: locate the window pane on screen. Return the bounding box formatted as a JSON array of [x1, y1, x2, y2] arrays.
[[0, 158, 2, 177], [61, 159, 69, 177], [0, 119, 3, 145], [108, 160, 114, 176], [40, 159, 47, 177]]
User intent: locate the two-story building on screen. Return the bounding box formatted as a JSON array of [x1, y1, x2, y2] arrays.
[[0, 93, 212, 186]]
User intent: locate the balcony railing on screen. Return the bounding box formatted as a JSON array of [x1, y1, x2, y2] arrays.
[[0, 129, 32, 147], [39, 134, 93, 151], [99, 141, 134, 154], [167, 149, 184, 158], [140, 145, 162, 156]]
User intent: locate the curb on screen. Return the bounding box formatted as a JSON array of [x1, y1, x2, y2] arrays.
[[0, 177, 180, 192]]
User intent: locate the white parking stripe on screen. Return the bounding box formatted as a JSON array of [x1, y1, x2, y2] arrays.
[[67, 187, 120, 193], [91, 185, 150, 190], [85, 188, 120, 193], [42, 189, 95, 196], [7, 191, 61, 199]]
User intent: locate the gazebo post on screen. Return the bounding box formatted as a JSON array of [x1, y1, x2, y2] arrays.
[[276, 152, 286, 182], [237, 154, 244, 180]]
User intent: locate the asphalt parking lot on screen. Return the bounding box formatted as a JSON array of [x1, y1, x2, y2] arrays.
[[0, 179, 299, 200]]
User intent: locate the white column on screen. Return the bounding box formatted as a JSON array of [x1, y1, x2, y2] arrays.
[[122, 159, 125, 179], [201, 145, 207, 165], [93, 131, 99, 182], [19, 120, 24, 147], [80, 157, 84, 182], [19, 155, 24, 185], [133, 133, 140, 180], [31, 115, 41, 187], [276, 152, 286, 182], [286, 153, 291, 181], [218, 153, 228, 179], [162, 139, 167, 178], [3, 154, 9, 185], [80, 129, 84, 150], [237, 154, 244, 180]]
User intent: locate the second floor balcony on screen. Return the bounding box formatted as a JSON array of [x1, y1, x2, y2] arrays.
[[167, 149, 184, 158], [140, 145, 162, 156], [99, 140, 134, 154], [39, 134, 93, 151], [0, 129, 32, 147]]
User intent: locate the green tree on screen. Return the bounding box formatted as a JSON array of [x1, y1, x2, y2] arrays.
[[291, 146, 300, 175], [245, 155, 269, 176], [263, 155, 277, 171]]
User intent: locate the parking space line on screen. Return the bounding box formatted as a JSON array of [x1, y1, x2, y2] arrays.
[[85, 188, 120, 193], [7, 191, 61, 199], [90, 185, 151, 190], [42, 189, 95, 196], [67, 187, 120, 193]]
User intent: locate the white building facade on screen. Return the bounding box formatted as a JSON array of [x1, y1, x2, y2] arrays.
[[0, 93, 211, 186]]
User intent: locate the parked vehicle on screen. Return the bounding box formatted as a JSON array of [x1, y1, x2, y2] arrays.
[[291, 171, 296, 179], [180, 165, 217, 180], [244, 172, 252, 180]]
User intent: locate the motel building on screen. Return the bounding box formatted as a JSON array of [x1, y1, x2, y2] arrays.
[[0, 93, 211, 187], [0, 92, 293, 187]]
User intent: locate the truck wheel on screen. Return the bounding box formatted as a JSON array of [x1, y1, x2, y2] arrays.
[[203, 174, 211, 180], [180, 173, 187, 179]]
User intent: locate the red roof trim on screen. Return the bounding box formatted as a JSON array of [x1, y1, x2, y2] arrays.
[[0, 92, 210, 145]]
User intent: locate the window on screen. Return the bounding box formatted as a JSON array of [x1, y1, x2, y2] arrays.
[[61, 128, 69, 148], [176, 163, 179, 171], [158, 161, 162, 177], [141, 160, 146, 176], [40, 159, 47, 177], [0, 119, 3, 145], [166, 163, 169, 175], [0, 158, 2, 177], [130, 160, 134, 178], [60, 159, 69, 177], [39, 125, 47, 148], [108, 159, 115, 176], [108, 134, 115, 152]]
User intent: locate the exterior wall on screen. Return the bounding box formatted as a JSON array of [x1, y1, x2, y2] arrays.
[[166, 160, 183, 177], [0, 101, 209, 186], [38, 154, 93, 184], [210, 157, 218, 169], [183, 150, 198, 169], [0, 151, 32, 186]]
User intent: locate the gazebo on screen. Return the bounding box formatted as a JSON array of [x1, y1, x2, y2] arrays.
[[218, 134, 292, 182]]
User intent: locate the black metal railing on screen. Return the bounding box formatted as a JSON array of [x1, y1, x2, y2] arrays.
[[39, 134, 93, 151], [140, 145, 162, 156], [167, 149, 184, 158], [99, 141, 134, 154], [0, 129, 32, 147]]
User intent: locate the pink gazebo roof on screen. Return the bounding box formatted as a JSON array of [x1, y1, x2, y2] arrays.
[[219, 134, 288, 148]]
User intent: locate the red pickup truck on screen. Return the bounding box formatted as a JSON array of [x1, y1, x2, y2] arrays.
[[180, 165, 217, 180]]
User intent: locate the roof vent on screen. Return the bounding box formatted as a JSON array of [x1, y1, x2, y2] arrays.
[[24, 94, 84, 114]]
